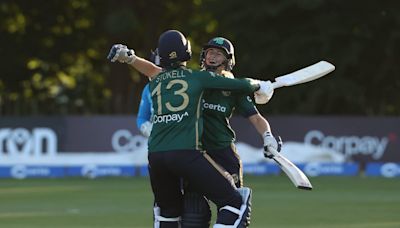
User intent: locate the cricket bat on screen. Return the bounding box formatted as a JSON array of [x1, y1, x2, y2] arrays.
[[268, 147, 313, 190], [254, 61, 335, 104], [272, 61, 335, 89]]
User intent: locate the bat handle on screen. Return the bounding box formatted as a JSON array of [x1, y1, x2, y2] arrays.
[[272, 81, 284, 89], [267, 146, 280, 157]]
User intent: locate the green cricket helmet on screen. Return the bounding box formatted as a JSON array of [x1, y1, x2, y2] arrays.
[[200, 37, 235, 71]]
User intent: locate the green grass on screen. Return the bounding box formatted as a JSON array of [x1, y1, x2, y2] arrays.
[[0, 176, 399, 228]]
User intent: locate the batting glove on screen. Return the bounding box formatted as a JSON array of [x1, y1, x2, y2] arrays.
[[140, 121, 153, 138], [107, 44, 137, 64], [263, 131, 282, 159], [255, 80, 274, 104]]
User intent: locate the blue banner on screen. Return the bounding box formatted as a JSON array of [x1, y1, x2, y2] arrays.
[[243, 163, 281, 175], [0, 165, 65, 179], [66, 165, 135, 178], [365, 163, 400, 178], [300, 163, 359, 176], [139, 165, 149, 177], [0, 165, 135, 179]]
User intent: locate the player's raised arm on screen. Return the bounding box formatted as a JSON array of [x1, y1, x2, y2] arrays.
[[198, 71, 274, 99], [131, 55, 162, 78], [107, 44, 162, 79]]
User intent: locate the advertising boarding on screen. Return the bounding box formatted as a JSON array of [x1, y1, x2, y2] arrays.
[[1, 116, 398, 178]]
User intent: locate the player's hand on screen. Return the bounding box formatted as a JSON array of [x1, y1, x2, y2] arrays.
[[140, 121, 153, 137], [255, 80, 274, 104], [107, 44, 136, 64], [263, 132, 282, 159]]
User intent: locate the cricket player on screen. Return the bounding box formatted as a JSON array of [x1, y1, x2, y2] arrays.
[[137, 83, 153, 137], [200, 37, 279, 186], [137, 49, 160, 137], [181, 37, 281, 227], [108, 30, 275, 228]]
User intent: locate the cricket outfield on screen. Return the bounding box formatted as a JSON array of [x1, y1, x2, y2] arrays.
[[0, 176, 399, 228]]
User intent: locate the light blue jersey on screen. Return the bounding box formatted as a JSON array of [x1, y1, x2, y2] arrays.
[[136, 83, 153, 130]]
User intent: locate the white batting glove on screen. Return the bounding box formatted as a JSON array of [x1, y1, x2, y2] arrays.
[[263, 131, 281, 159], [140, 121, 153, 137], [107, 44, 137, 64], [254, 80, 274, 104]]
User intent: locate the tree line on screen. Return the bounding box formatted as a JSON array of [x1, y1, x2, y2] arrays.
[[1, 0, 399, 116]]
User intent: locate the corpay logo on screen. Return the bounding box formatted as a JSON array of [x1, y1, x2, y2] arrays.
[[112, 130, 146, 153], [304, 130, 389, 159], [153, 111, 189, 124], [0, 128, 57, 157]]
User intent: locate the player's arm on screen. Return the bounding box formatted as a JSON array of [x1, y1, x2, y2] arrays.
[[199, 71, 258, 94], [199, 71, 274, 100], [234, 95, 270, 135], [235, 95, 273, 139], [248, 113, 270, 135], [248, 113, 282, 159], [130, 56, 162, 78], [107, 44, 162, 78], [235, 94, 280, 159]]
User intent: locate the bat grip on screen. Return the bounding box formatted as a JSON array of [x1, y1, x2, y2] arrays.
[[267, 146, 280, 157], [272, 81, 284, 89]]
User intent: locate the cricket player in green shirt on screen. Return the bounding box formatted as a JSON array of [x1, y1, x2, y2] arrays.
[[108, 30, 277, 228], [182, 37, 282, 227]]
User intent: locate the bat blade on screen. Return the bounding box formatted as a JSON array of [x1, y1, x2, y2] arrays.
[[269, 148, 313, 190], [272, 61, 335, 89]]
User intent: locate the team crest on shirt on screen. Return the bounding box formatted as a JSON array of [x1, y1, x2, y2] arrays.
[[221, 91, 231, 96]]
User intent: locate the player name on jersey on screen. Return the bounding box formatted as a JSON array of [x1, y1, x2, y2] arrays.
[[154, 69, 187, 83]]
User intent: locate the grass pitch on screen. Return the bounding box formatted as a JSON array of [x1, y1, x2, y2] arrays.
[[0, 176, 399, 228]]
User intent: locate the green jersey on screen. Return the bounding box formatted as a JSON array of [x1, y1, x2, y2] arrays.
[[148, 67, 257, 152], [202, 89, 258, 150]]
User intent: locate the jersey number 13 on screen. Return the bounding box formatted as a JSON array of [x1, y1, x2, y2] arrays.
[[151, 79, 189, 115]]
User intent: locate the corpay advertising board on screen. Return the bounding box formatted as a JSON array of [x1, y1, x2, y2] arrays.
[[0, 116, 399, 178]]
